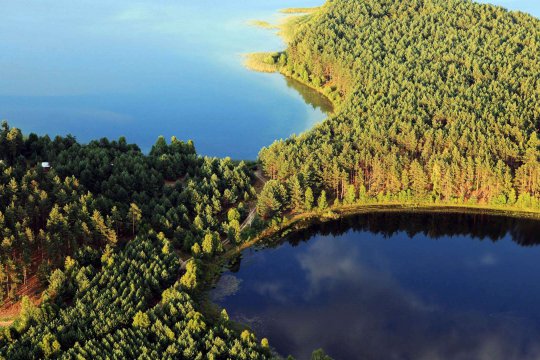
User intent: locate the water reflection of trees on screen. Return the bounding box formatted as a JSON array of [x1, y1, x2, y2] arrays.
[[284, 212, 540, 248], [226, 212, 540, 271], [284, 77, 333, 114]]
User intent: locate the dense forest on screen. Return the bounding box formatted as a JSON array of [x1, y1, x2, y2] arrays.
[[0, 121, 255, 303], [258, 0, 540, 217], [0, 122, 276, 358]]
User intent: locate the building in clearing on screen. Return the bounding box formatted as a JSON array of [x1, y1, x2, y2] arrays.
[[41, 162, 51, 171]]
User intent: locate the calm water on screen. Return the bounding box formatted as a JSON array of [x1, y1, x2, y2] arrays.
[[213, 213, 540, 359], [0, 0, 330, 159]]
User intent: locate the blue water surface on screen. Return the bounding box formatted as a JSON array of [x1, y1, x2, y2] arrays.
[[0, 0, 329, 158]]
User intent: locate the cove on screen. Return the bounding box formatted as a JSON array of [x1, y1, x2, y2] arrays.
[[212, 212, 540, 359], [0, 0, 328, 159]]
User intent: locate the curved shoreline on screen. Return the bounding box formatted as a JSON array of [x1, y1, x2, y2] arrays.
[[200, 201, 540, 355], [244, 53, 339, 112], [245, 5, 339, 113], [225, 203, 540, 259]]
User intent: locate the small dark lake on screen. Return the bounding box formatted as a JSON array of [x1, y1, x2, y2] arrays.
[[212, 212, 540, 360]]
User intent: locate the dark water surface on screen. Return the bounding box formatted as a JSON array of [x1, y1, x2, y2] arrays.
[[213, 213, 540, 359]]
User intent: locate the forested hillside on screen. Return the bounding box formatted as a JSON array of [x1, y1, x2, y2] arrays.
[[0, 233, 269, 359], [0, 122, 271, 358], [259, 0, 540, 216], [0, 121, 254, 304]]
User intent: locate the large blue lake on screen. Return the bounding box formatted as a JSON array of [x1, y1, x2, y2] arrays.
[[0, 0, 330, 159]]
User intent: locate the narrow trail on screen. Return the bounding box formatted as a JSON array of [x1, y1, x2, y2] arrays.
[[180, 258, 189, 270], [253, 169, 266, 185], [223, 168, 266, 245], [240, 207, 257, 231], [181, 168, 267, 270]]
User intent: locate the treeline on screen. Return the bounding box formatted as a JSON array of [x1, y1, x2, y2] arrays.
[[258, 0, 540, 216], [283, 212, 540, 248]]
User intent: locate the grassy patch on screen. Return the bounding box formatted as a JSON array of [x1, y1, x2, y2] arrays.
[[248, 20, 279, 30], [243, 53, 280, 73]]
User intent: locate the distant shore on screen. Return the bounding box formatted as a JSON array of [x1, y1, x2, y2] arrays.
[[245, 6, 340, 112]]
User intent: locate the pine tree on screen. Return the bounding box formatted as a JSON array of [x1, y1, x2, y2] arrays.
[[410, 160, 428, 196], [344, 184, 356, 204], [133, 311, 151, 328], [256, 180, 289, 218], [202, 233, 214, 255], [289, 175, 304, 211], [304, 187, 314, 211], [128, 203, 142, 236], [317, 190, 328, 210], [227, 208, 240, 222]]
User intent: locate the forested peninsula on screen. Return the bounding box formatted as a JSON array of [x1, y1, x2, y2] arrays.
[[1, 0, 540, 359], [256, 0, 540, 218]]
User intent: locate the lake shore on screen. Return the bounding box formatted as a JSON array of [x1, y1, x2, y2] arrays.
[[245, 6, 340, 112], [213, 203, 540, 359], [226, 202, 540, 259], [201, 199, 540, 356]]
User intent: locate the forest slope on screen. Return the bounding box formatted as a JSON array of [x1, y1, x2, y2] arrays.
[[258, 0, 540, 216], [0, 123, 272, 359]]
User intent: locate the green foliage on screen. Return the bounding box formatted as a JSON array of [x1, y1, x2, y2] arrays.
[[289, 175, 304, 211], [260, 0, 540, 212], [191, 243, 202, 257], [180, 259, 199, 290], [46, 269, 66, 299], [0, 123, 267, 358], [317, 190, 328, 210], [0, 123, 254, 302], [39, 334, 60, 358], [12, 296, 40, 333], [256, 180, 289, 218], [202, 233, 215, 256], [220, 308, 229, 322], [311, 348, 334, 360], [304, 187, 314, 211], [228, 208, 241, 223], [128, 203, 142, 236], [0, 235, 269, 359], [132, 311, 151, 328], [344, 184, 356, 204]]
